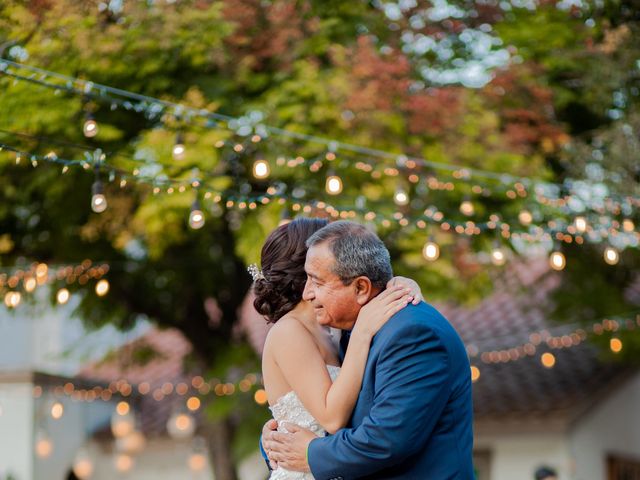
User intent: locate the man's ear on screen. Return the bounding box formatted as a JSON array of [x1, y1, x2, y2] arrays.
[[353, 277, 374, 306]]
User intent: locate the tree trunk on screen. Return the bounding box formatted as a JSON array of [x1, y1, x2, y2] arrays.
[[204, 417, 238, 480]]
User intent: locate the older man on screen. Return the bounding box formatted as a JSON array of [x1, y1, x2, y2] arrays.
[[263, 221, 474, 479]]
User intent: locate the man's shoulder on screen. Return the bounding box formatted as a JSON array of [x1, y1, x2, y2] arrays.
[[377, 302, 460, 345]]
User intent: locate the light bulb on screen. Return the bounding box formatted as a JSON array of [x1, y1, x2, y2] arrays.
[[189, 201, 205, 230], [114, 453, 134, 473], [91, 180, 107, 213], [51, 401, 64, 419], [574, 216, 587, 233], [24, 277, 37, 293], [325, 175, 343, 195], [115, 430, 146, 455], [83, 117, 98, 138], [188, 453, 207, 472], [549, 251, 566, 271], [623, 219, 635, 232], [460, 200, 475, 216], [422, 241, 440, 261], [95, 279, 109, 297], [491, 247, 506, 266], [186, 396, 201, 412], [35, 431, 53, 458], [167, 412, 196, 440], [4, 291, 21, 308], [57, 288, 70, 305], [172, 134, 185, 160], [610, 337, 623, 353], [518, 210, 533, 226], [116, 401, 130, 416], [541, 352, 556, 368], [254, 389, 268, 405], [111, 411, 135, 438], [73, 451, 94, 479], [393, 188, 409, 206], [604, 247, 619, 265], [253, 159, 270, 179]]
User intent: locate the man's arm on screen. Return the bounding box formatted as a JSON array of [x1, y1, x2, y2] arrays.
[[308, 322, 451, 479]]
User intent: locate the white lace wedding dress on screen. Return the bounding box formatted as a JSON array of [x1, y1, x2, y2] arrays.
[[269, 365, 341, 480]]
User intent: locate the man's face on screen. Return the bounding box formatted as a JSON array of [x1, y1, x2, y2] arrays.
[[302, 242, 362, 330]]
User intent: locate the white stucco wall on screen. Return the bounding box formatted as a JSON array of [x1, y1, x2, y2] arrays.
[[0, 381, 34, 480], [33, 390, 114, 480], [570, 372, 640, 480], [475, 430, 573, 480]]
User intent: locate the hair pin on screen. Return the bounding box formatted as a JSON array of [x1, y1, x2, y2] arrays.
[[248, 263, 265, 282]]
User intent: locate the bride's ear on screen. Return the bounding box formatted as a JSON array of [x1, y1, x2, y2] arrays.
[[353, 277, 373, 305]]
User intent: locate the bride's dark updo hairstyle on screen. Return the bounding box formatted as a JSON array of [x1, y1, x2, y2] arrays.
[[253, 217, 329, 323]]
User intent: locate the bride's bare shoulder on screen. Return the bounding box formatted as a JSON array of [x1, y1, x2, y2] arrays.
[[264, 314, 311, 351]]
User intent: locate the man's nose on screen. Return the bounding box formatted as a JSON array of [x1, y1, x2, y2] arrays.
[[302, 280, 314, 301]]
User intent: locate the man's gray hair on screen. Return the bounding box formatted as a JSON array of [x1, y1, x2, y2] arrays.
[[305, 221, 393, 289]]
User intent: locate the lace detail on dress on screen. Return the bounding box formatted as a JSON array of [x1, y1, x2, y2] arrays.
[[268, 365, 341, 480]]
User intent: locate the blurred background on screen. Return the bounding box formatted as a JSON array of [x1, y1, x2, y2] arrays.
[[0, 1, 638, 479]]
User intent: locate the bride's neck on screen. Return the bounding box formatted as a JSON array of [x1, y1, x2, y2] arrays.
[[290, 300, 321, 332]]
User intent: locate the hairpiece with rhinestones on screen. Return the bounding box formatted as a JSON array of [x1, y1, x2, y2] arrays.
[[248, 264, 265, 282]]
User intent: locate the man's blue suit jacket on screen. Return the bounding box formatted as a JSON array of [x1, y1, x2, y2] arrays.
[[308, 302, 474, 480]]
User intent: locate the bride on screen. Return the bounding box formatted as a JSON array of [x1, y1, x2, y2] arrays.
[[251, 218, 422, 479]]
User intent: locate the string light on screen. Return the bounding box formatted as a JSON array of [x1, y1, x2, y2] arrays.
[[186, 396, 201, 411], [50, 401, 64, 419], [167, 412, 196, 440], [574, 216, 587, 233], [623, 219, 635, 232], [172, 133, 186, 161], [393, 188, 409, 206], [116, 401, 130, 415], [470, 366, 480, 383], [35, 430, 53, 458], [252, 159, 270, 179], [91, 169, 107, 213], [188, 452, 207, 472], [111, 406, 135, 438], [72, 450, 94, 480], [82, 114, 98, 138], [24, 277, 37, 292], [254, 389, 268, 405], [490, 244, 506, 266], [325, 174, 343, 195], [541, 352, 556, 368], [4, 291, 21, 308], [114, 453, 134, 473], [188, 200, 205, 229], [422, 238, 440, 261], [549, 250, 566, 271], [95, 279, 110, 297], [610, 337, 623, 353], [518, 210, 533, 226], [604, 246, 619, 265], [57, 288, 70, 305], [459, 198, 475, 217]]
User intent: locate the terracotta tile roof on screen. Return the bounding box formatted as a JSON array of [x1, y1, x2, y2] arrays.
[[436, 258, 633, 420]]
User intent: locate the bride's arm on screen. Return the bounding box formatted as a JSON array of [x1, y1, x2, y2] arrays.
[[268, 286, 411, 434]]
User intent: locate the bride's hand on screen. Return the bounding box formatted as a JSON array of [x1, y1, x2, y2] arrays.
[[387, 276, 423, 305], [352, 286, 412, 340]]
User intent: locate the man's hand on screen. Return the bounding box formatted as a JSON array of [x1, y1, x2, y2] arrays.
[[267, 423, 317, 472], [262, 419, 279, 470]]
